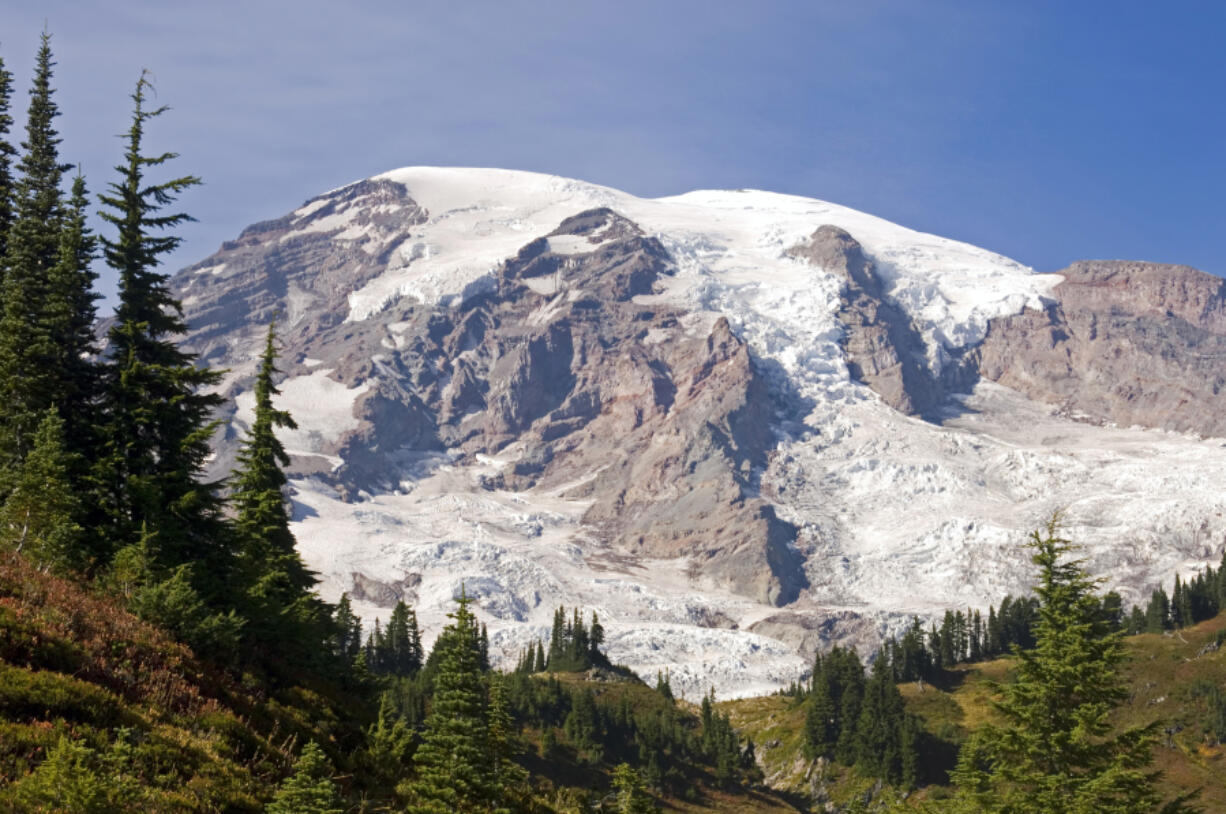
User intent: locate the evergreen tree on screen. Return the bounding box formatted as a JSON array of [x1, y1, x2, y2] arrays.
[[45, 172, 99, 468], [363, 694, 414, 790], [0, 51, 16, 264], [381, 599, 423, 675], [855, 656, 906, 784], [267, 742, 344, 814], [611, 762, 654, 814], [405, 588, 496, 813], [95, 73, 222, 577], [950, 518, 1197, 813], [0, 409, 83, 573], [331, 592, 363, 664], [231, 320, 326, 660], [0, 33, 71, 473], [1145, 587, 1170, 633]]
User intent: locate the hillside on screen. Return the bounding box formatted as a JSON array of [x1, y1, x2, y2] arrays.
[[722, 612, 1226, 811], [0, 550, 804, 812]]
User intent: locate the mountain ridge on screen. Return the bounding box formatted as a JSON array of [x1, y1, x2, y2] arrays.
[[170, 167, 1226, 698]]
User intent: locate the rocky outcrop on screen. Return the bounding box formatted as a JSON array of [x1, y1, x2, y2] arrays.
[[174, 197, 808, 607], [974, 260, 1226, 436], [788, 225, 945, 417]]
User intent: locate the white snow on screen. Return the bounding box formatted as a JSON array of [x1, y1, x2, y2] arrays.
[[251, 167, 1224, 699], [235, 369, 370, 454]]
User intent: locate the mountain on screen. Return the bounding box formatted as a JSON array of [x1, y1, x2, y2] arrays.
[[173, 167, 1226, 698]]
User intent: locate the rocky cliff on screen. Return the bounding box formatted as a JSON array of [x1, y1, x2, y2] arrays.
[[169, 167, 1226, 698]]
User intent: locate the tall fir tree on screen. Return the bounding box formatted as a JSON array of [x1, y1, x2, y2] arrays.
[[949, 518, 1197, 814], [405, 588, 499, 814], [0, 50, 16, 262], [230, 320, 327, 659], [0, 33, 71, 474], [45, 172, 99, 462], [95, 73, 223, 577]]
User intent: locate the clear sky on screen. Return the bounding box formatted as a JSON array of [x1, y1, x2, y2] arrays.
[[5, 1, 1224, 303]]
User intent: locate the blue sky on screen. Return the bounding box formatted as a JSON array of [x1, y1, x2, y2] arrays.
[[5, 1, 1224, 302]]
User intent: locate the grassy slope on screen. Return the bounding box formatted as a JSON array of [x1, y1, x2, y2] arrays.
[[0, 553, 800, 812], [722, 613, 1226, 810], [521, 672, 802, 813], [0, 553, 366, 811]]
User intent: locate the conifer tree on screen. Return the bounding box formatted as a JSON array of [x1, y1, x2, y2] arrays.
[[331, 592, 363, 664], [950, 518, 1197, 813], [231, 320, 326, 659], [0, 408, 83, 573], [405, 588, 497, 813], [0, 33, 71, 473], [0, 51, 16, 262], [45, 172, 99, 464], [96, 73, 222, 577], [267, 742, 344, 814]]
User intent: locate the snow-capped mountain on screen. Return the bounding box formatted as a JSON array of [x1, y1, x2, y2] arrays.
[[174, 167, 1226, 699]]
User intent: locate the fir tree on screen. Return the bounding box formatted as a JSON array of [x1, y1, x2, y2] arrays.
[[331, 592, 363, 663], [45, 172, 99, 465], [0, 33, 71, 473], [0, 50, 16, 262], [95, 73, 222, 578], [0, 408, 82, 573], [611, 763, 654, 814], [405, 588, 496, 813], [950, 518, 1197, 813], [230, 320, 325, 660], [267, 742, 344, 814]]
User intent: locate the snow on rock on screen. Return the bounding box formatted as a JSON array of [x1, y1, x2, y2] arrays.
[[192, 167, 1222, 699]]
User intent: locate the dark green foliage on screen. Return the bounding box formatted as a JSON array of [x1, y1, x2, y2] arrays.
[[1146, 587, 1172, 633], [231, 321, 331, 668], [403, 590, 497, 813], [0, 33, 72, 474], [1128, 559, 1224, 634], [0, 52, 16, 260], [545, 604, 611, 672], [331, 592, 363, 664], [611, 762, 655, 813], [9, 733, 140, 813], [366, 599, 424, 677], [854, 656, 910, 786], [950, 518, 1195, 813], [0, 409, 83, 573], [95, 73, 223, 579], [45, 173, 100, 470], [267, 741, 343, 814]]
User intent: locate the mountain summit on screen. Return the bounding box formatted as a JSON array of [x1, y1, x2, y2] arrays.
[[173, 167, 1226, 697]]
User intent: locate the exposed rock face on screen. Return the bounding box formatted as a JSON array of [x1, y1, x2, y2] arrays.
[[975, 261, 1226, 435], [177, 200, 806, 607], [788, 225, 945, 417], [166, 167, 1226, 698]]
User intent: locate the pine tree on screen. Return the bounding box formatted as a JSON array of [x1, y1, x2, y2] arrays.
[[950, 518, 1197, 813], [267, 742, 344, 814], [231, 320, 325, 659], [331, 592, 363, 664], [611, 763, 654, 814], [95, 73, 223, 575], [0, 50, 16, 262], [405, 588, 496, 813], [0, 33, 71, 474], [0, 408, 82, 573], [855, 655, 906, 784], [45, 172, 99, 465]]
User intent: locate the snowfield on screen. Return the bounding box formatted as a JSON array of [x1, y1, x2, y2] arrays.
[[256, 168, 1226, 699]]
